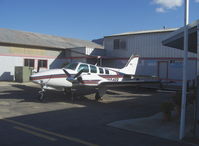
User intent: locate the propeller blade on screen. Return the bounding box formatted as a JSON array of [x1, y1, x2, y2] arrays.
[[62, 69, 71, 77], [74, 69, 84, 79], [63, 69, 84, 83]]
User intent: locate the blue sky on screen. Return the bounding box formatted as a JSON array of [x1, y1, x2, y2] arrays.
[[0, 0, 198, 40]]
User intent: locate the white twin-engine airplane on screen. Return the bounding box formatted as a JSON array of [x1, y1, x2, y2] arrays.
[[30, 55, 160, 101]]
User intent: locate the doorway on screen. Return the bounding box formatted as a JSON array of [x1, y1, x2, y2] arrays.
[[158, 61, 168, 80]]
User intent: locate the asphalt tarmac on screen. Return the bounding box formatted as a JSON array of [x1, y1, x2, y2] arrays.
[[0, 82, 194, 146]]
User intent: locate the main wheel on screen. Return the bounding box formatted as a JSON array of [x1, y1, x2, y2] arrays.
[[95, 92, 102, 101]]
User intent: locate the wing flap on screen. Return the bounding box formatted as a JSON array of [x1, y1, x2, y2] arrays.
[[98, 80, 161, 87]]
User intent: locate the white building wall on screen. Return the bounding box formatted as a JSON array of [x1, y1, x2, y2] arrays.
[[0, 56, 23, 80], [0, 55, 66, 81], [85, 47, 105, 56]]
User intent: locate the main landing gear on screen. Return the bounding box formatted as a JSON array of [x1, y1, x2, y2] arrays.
[[95, 86, 107, 101], [95, 91, 103, 101], [64, 88, 76, 102]]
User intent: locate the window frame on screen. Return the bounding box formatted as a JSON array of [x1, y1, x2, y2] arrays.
[[113, 39, 126, 50], [113, 39, 120, 49], [90, 65, 97, 73], [77, 64, 89, 72], [120, 40, 126, 49], [38, 59, 48, 68], [65, 62, 78, 70], [105, 69, 109, 74], [24, 58, 35, 68], [99, 67, 104, 74]]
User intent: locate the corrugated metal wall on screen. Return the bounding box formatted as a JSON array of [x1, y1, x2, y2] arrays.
[[104, 32, 196, 58], [103, 31, 197, 85]]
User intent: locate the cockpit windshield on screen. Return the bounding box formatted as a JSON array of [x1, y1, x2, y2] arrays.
[[64, 63, 78, 70]]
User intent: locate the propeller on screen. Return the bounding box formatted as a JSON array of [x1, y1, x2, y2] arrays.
[[62, 69, 84, 83], [73, 69, 84, 79], [63, 69, 71, 77]]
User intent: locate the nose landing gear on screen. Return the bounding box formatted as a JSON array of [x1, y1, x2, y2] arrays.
[[38, 87, 46, 102]]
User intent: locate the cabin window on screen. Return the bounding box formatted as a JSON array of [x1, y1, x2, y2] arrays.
[[105, 69, 109, 74], [90, 65, 97, 73], [99, 68, 104, 74], [65, 63, 78, 70], [24, 59, 34, 68], [77, 64, 89, 72], [38, 60, 47, 68]]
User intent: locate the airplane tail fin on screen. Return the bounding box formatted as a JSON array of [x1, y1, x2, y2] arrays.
[[119, 55, 139, 75]]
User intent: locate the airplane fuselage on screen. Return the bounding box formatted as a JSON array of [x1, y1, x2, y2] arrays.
[[30, 62, 124, 91]]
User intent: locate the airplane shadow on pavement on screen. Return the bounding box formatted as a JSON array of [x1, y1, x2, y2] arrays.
[[0, 84, 184, 146]]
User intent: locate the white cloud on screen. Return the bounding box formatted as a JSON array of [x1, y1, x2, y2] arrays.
[[153, 0, 183, 12], [156, 7, 165, 13], [195, 0, 199, 3]]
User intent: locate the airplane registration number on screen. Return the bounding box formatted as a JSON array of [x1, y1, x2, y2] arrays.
[[108, 78, 119, 81]]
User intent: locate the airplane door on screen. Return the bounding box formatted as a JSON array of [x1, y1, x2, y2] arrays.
[[158, 61, 168, 80]]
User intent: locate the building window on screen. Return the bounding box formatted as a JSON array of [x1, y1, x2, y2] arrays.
[[113, 39, 126, 50], [120, 40, 126, 49], [24, 59, 34, 68], [114, 39, 120, 49], [38, 60, 48, 68]]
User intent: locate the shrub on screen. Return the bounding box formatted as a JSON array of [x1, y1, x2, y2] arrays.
[[161, 101, 174, 114], [172, 92, 182, 106]]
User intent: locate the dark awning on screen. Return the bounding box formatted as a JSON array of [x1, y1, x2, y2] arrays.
[[162, 20, 198, 53]]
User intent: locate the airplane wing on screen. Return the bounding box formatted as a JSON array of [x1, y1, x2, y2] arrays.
[[98, 79, 162, 88], [93, 79, 164, 100]]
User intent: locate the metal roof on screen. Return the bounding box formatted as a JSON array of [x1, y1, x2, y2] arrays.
[[0, 28, 103, 49], [162, 19, 199, 53], [105, 28, 178, 38]]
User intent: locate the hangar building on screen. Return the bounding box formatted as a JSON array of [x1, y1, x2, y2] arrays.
[[103, 28, 197, 85], [0, 28, 104, 81], [1, 21, 198, 85]]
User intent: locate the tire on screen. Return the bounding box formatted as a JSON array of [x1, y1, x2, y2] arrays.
[[95, 92, 101, 101]]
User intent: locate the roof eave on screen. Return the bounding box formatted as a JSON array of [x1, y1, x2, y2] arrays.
[[104, 28, 178, 38]]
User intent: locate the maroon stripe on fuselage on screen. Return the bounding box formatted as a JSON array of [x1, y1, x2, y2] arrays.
[[30, 74, 68, 80], [82, 80, 100, 83], [31, 73, 124, 81], [99, 75, 123, 78]]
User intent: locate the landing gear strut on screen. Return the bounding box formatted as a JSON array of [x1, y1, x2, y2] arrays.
[[38, 88, 46, 102], [70, 88, 76, 102], [95, 86, 107, 101], [64, 88, 76, 102]]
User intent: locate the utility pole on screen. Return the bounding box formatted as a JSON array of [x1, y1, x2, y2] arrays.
[[196, 18, 199, 138], [179, 0, 189, 140]]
